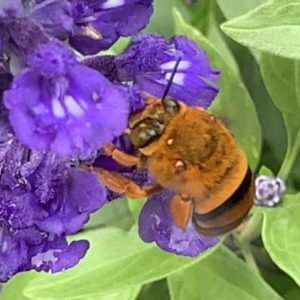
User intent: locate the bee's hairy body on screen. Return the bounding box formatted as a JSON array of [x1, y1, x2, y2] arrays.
[[128, 96, 255, 236]]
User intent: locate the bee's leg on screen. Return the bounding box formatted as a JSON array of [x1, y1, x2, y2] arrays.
[[170, 194, 193, 228], [84, 165, 160, 199], [102, 143, 140, 167]]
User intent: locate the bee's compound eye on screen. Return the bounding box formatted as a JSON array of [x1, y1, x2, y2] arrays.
[[135, 127, 159, 148], [163, 98, 180, 114], [139, 128, 157, 140]]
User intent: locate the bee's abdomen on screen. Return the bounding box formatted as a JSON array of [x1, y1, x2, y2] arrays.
[[192, 166, 254, 236]]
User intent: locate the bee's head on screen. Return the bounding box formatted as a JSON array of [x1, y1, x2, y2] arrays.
[[127, 96, 181, 150], [127, 57, 183, 153]]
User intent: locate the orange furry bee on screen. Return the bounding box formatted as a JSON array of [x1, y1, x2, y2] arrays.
[[88, 58, 255, 237]]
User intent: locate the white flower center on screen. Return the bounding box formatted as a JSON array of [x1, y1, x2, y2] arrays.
[[160, 60, 190, 71], [101, 0, 125, 9], [64, 95, 84, 117], [165, 73, 185, 86], [31, 249, 60, 268], [52, 98, 66, 118]]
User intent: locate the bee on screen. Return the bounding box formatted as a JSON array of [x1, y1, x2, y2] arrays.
[[88, 58, 255, 236]]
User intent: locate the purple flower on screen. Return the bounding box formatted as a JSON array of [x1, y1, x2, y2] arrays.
[[254, 175, 286, 207], [4, 40, 129, 155], [0, 0, 23, 19], [119, 85, 146, 114], [0, 136, 107, 282], [5, 16, 49, 60], [29, 0, 74, 40], [0, 0, 74, 61], [82, 55, 146, 113], [0, 56, 14, 146], [138, 189, 218, 256], [115, 33, 220, 108], [69, 0, 154, 55], [29, 236, 89, 273]]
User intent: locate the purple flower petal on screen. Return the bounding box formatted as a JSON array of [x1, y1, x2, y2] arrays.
[[0, 0, 23, 18], [51, 240, 89, 273], [115, 33, 169, 79], [7, 17, 49, 58], [27, 40, 76, 78], [116, 33, 220, 108], [115, 1, 153, 36], [0, 229, 28, 282], [30, 0, 74, 40], [69, 0, 154, 55], [70, 21, 119, 56], [36, 167, 107, 235], [0, 25, 9, 52], [138, 189, 218, 256], [29, 234, 89, 273], [118, 84, 146, 113], [4, 40, 130, 155], [68, 168, 107, 213]]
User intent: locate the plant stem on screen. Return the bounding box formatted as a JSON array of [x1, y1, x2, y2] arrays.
[[278, 128, 300, 178], [240, 243, 261, 276], [235, 214, 263, 275]]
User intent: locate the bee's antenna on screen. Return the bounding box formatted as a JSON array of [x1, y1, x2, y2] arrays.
[[161, 57, 182, 101]]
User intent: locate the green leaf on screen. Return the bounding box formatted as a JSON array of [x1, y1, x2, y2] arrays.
[[143, 0, 174, 37], [207, 14, 239, 75], [95, 286, 142, 300], [1, 272, 37, 300], [260, 53, 300, 178], [168, 246, 283, 300], [221, 0, 300, 60], [24, 228, 218, 300], [185, 0, 213, 35], [216, 5, 287, 172], [262, 193, 300, 287], [145, 0, 213, 37], [100, 37, 131, 56], [259, 166, 274, 177], [262, 269, 300, 298], [239, 53, 286, 172], [85, 197, 134, 231], [284, 286, 300, 300], [127, 198, 146, 222], [173, 8, 262, 170], [137, 280, 170, 300], [216, 0, 267, 20]]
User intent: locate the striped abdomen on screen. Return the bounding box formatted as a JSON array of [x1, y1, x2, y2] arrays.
[[192, 166, 255, 236]]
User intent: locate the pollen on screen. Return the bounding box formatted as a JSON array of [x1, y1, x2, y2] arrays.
[[180, 193, 192, 201], [167, 139, 174, 145], [175, 160, 185, 171]]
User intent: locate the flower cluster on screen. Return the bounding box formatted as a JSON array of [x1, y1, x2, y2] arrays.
[[0, 0, 224, 283], [0, 137, 106, 282]]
